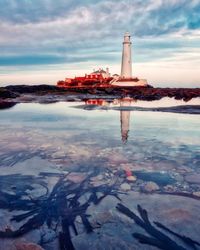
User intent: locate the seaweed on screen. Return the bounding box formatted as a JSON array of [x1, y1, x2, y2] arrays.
[[158, 191, 200, 201], [116, 203, 200, 250], [0, 150, 44, 167], [0, 171, 121, 249], [154, 222, 200, 250]]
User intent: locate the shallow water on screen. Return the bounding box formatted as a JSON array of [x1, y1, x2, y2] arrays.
[[0, 99, 200, 250]]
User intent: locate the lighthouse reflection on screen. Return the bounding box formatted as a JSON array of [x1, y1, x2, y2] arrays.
[[119, 97, 134, 143], [85, 97, 135, 143]]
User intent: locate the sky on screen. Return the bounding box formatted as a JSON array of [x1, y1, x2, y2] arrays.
[[0, 0, 200, 87]]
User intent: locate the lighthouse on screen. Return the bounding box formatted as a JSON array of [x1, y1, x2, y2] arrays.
[[111, 32, 148, 87], [121, 32, 132, 79]]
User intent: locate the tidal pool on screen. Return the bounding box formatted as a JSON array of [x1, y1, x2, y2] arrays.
[[0, 99, 200, 250]]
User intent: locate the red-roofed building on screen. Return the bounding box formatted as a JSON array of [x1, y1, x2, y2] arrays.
[[57, 68, 112, 87]]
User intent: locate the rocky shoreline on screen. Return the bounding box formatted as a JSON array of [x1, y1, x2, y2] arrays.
[[0, 85, 200, 114], [1, 84, 200, 101]]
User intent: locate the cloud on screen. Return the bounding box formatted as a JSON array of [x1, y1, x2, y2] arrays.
[[1, 0, 199, 45], [0, 0, 199, 86]]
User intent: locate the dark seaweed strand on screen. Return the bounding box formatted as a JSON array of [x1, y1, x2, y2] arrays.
[[0, 212, 46, 238], [158, 191, 200, 201], [0, 173, 122, 250], [116, 203, 187, 250], [154, 222, 200, 250], [59, 218, 75, 250]]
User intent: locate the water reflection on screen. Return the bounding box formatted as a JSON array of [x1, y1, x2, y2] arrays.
[[85, 97, 136, 143], [0, 100, 200, 249], [119, 98, 134, 143]]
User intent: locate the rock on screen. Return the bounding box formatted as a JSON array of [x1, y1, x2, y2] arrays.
[[5, 84, 60, 94], [0, 101, 17, 110], [0, 89, 19, 99], [15, 242, 44, 250], [135, 171, 175, 186], [108, 154, 128, 164], [66, 172, 87, 183], [143, 181, 160, 192], [120, 183, 131, 191], [174, 174, 184, 182], [90, 180, 108, 187], [91, 211, 113, 227], [51, 151, 66, 159], [185, 174, 200, 184], [162, 208, 191, 221], [178, 166, 193, 173], [164, 185, 174, 191], [126, 175, 137, 182], [193, 191, 200, 197], [120, 163, 133, 169], [90, 174, 104, 182], [40, 143, 52, 149]]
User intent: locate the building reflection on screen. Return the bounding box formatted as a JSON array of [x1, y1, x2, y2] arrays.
[[85, 97, 136, 143], [119, 98, 134, 143]]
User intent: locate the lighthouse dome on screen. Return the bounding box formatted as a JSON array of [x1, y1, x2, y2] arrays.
[[124, 32, 130, 37]]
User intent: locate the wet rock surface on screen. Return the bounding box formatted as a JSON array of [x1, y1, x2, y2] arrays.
[[1, 85, 200, 114], [142, 181, 160, 192], [120, 183, 131, 191], [1, 85, 200, 101], [185, 174, 200, 184], [15, 242, 44, 250]]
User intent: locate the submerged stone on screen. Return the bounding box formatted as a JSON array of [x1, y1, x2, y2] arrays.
[[193, 191, 200, 197], [164, 185, 175, 191], [134, 171, 175, 186], [120, 183, 131, 191], [90, 180, 109, 187], [66, 172, 87, 183], [185, 174, 200, 184], [51, 151, 66, 159], [126, 175, 137, 182], [15, 242, 44, 250], [90, 174, 104, 182], [90, 211, 113, 227], [143, 181, 160, 192]]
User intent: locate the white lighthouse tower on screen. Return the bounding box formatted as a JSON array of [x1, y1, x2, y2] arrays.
[[121, 32, 132, 79], [111, 32, 148, 87]]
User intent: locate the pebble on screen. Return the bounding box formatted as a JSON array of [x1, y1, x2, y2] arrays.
[[91, 211, 113, 227], [126, 175, 137, 182], [90, 180, 108, 187], [120, 183, 131, 191], [193, 191, 200, 197], [15, 242, 44, 250], [143, 181, 160, 192], [51, 151, 66, 159], [185, 174, 200, 184], [66, 172, 87, 183], [178, 166, 193, 173], [90, 174, 104, 182], [174, 174, 184, 182], [164, 185, 174, 191], [162, 208, 191, 221]]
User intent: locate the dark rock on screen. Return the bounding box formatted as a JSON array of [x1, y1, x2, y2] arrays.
[[5, 84, 62, 94], [1, 85, 200, 102], [0, 88, 19, 99], [0, 101, 17, 110]]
